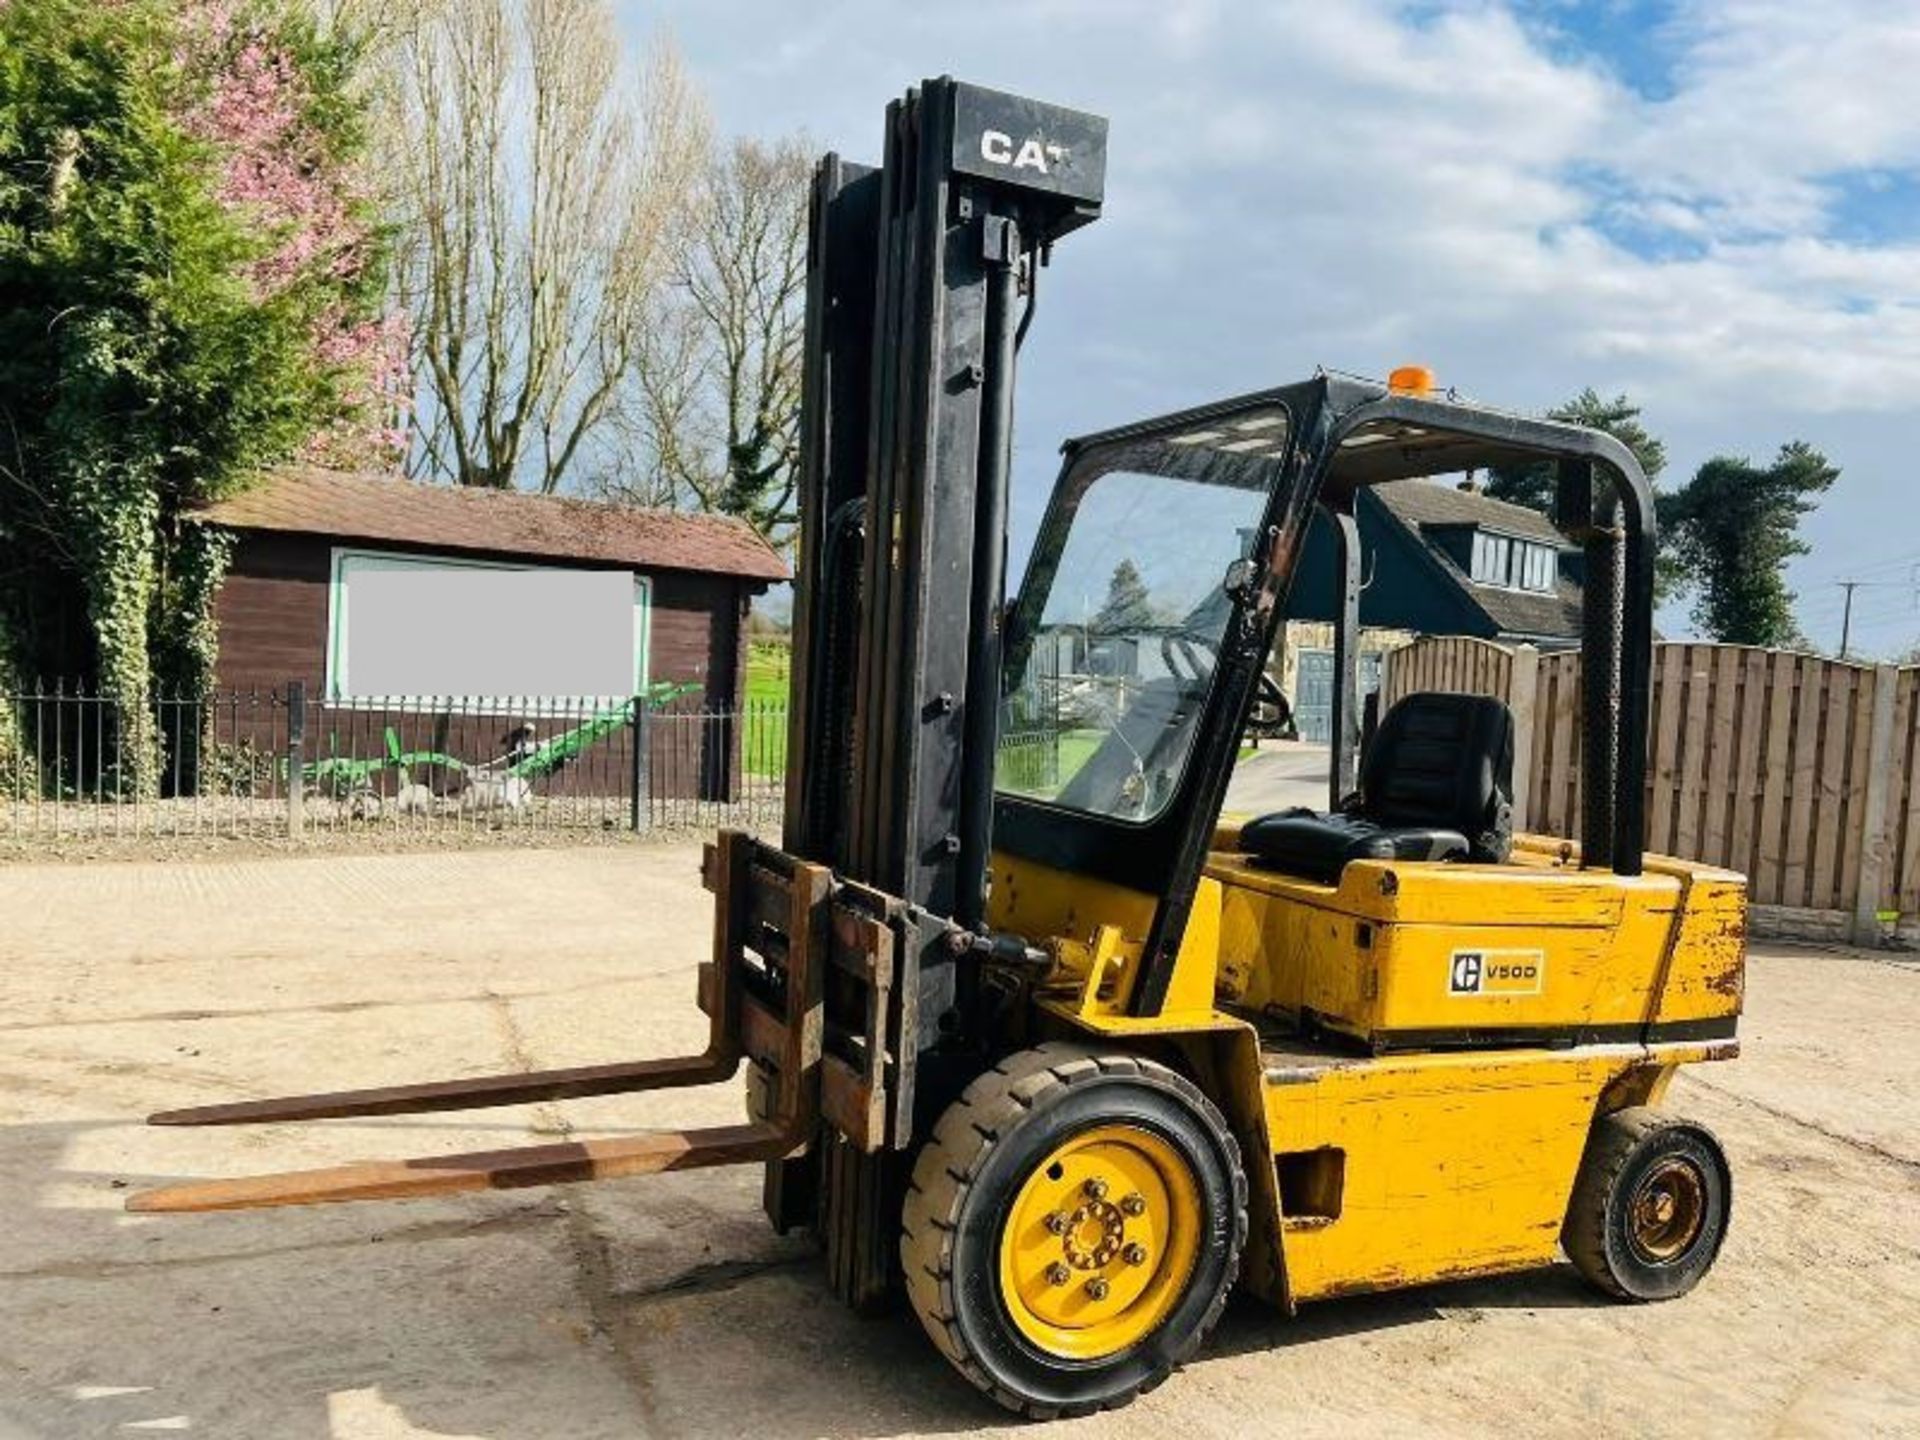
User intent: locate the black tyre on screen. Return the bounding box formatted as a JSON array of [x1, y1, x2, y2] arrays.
[[1564, 1107, 1730, 1301], [900, 1043, 1246, 1419]]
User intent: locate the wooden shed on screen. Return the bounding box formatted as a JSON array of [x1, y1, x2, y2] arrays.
[[195, 468, 786, 799]]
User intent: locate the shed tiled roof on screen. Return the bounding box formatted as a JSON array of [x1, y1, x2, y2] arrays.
[[197, 467, 788, 582], [1371, 479, 1583, 640]]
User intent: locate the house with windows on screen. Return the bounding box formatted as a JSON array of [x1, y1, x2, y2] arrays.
[[195, 466, 786, 795], [1363, 478, 1582, 641], [1273, 477, 1582, 741]]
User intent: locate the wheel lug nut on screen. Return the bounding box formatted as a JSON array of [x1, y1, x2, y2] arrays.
[[1045, 1262, 1071, 1287], [1083, 1177, 1108, 1200], [1122, 1242, 1148, 1266], [1085, 1277, 1110, 1301], [1043, 1211, 1069, 1236], [1120, 1192, 1146, 1216]]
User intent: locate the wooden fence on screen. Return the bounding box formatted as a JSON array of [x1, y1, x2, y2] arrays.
[[1381, 638, 1920, 941]]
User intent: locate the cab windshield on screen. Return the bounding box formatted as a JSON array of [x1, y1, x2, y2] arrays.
[[998, 458, 1273, 822]]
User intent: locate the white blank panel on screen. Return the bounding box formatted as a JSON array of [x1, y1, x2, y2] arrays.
[[330, 552, 644, 701]]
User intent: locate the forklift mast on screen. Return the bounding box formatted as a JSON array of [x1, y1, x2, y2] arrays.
[[775, 82, 1106, 1302], [784, 79, 1105, 914]]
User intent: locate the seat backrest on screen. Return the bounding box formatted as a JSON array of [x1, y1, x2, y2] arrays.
[[1359, 691, 1514, 863]]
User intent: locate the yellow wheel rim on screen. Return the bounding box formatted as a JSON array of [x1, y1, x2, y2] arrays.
[[1627, 1156, 1708, 1264], [997, 1124, 1203, 1360]]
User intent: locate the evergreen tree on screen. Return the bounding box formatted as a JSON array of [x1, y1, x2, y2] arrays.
[[1485, 389, 1667, 511], [0, 0, 394, 790], [1659, 442, 1839, 646], [1092, 559, 1153, 633]]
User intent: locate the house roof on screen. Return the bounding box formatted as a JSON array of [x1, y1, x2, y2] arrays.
[[1370, 477, 1569, 546], [197, 467, 788, 583], [1369, 479, 1583, 640]]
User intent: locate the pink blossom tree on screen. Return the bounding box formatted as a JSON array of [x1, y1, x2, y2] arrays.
[[0, 0, 405, 789], [176, 0, 408, 468]]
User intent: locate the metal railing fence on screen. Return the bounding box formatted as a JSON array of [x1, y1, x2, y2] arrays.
[[0, 681, 788, 844]]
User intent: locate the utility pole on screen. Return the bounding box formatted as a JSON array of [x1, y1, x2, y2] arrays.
[[1839, 580, 1861, 659]]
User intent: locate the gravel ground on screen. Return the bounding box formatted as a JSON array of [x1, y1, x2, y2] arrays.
[[0, 845, 1916, 1439]]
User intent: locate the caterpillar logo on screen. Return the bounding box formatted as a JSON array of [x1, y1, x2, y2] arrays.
[[948, 81, 1107, 206], [1448, 949, 1545, 997], [979, 130, 1070, 175]]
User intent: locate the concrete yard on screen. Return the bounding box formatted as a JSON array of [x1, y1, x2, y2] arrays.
[[1222, 740, 1332, 816], [1, 845, 1917, 1439]]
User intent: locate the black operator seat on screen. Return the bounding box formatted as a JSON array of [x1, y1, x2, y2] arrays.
[[1240, 692, 1515, 884]]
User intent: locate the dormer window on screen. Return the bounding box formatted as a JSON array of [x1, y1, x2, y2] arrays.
[[1470, 530, 1556, 593], [1518, 542, 1555, 592]]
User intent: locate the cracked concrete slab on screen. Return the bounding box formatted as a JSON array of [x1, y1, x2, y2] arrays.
[[1, 844, 1916, 1438]]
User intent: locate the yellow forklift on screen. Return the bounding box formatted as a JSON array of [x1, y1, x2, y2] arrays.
[[132, 78, 1743, 1418]]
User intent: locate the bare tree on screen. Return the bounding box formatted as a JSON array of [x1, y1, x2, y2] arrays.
[[381, 0, 708, 492], [609, 136, 812, 539]]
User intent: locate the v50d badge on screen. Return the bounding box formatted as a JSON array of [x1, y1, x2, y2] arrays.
[[1448, 949, 1545, 997]]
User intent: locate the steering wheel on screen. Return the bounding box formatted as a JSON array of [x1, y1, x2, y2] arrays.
[[1159, 631, 1211, 684], [1157, 630, 1292, 735], [1246, 672, 1293, 737]]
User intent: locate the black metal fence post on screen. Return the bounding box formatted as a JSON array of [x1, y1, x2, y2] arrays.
[[630, 694, 651, 832], [286, 680, 305, 839]]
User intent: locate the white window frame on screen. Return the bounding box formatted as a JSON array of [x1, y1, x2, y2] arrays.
[[1469, 530, 1559, 593], [1471, 531, 1513, 586], [324, 547, 652, 709], [1519, 543, 1555, 593]]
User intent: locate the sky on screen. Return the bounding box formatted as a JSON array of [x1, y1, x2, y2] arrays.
[[621, 0, 1920, 657]]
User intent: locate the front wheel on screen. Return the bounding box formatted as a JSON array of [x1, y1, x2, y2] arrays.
[[1563, 1107, 1731, 1301], [900, 1043, 1246, 1419]]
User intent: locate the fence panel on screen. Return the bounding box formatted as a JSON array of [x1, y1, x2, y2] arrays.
[[0, 683, 290, 842], [1646, 644, 1684, 857], [1751, 650, 1799, 904], [1, 683, 788, 845], [1382, 636, 1910, 923], [1831, 662, 1876, 914], [1532, 649, 1582, 836], [1379, 636, 1513, 711], [1888, 669, 1920, 915], [1726, 647, 1771, 887]]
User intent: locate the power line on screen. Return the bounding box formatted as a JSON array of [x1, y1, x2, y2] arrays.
[[1830, 577, 1920, 658], [1834, 605, 1918, 635], [1833, 591, 1912, 613], [1800, 552, 1920, 586], [1801, 585, 1905, 617]]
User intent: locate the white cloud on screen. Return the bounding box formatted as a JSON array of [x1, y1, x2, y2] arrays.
[[1614, 0, 1920, 233], [636, 0, 1920, 645], [1104, 0, 1920, 416]]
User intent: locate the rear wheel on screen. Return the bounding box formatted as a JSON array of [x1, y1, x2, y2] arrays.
[[900, 1043, 1245, 1418], [1564, 1107, 1730, 1301]]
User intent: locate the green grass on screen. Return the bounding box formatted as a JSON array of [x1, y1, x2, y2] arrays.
[[745, 639, 791, 704], [995, 728, 1104, 797], [742, 646, 1143, 792], [743, 641, 791, 777], [1058, 730, 1102, 779]]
